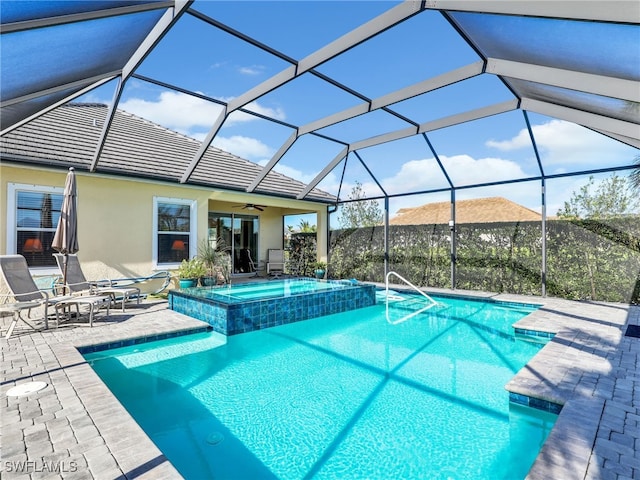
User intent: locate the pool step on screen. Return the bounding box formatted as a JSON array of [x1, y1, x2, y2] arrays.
[[384, 297, 447, 325], [388, 297, 446, 312], [376, 290, 405, 302]]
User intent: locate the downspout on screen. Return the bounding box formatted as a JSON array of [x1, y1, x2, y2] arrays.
[[327, 204, 338, 273]]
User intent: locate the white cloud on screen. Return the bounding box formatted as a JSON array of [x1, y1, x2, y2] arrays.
[[381, 159, 446, 194], [381, 155, 528, 196], [443, 154, 528, 183], [238, 65, 265, 76], [229, 101, 286, 123], [119, 92, 285, 137], [212, 136, 273, 161], [119, 91, 224, 133], [486, 119, 634, 170], [320, 154, 533, 216], [381, 155, 533, 215], [486, 129, 531, 151]]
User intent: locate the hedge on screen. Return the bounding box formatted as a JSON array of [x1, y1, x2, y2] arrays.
[[324, 217, 640, 304]]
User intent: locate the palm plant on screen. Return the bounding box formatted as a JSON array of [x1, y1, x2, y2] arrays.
[[198, 237, 231, 284]]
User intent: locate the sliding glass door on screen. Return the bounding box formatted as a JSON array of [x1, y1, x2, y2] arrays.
[[209, 212, 259, 275]]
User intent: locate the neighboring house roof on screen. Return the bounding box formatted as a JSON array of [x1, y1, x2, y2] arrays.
[[390, 197, 542, 225], [0, 103, 335, 203]]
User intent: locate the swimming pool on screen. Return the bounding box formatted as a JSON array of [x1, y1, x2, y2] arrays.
[[169, 278, 376, 335], [85, 293, 556, 479]]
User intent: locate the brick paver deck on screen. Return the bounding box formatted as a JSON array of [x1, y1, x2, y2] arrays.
[[1, 291, 638, 479]]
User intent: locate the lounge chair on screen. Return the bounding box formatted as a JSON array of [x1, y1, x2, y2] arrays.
[[54, 254, 141, 312], [266, 249, 285, 278], [0, 255, 110, 337]]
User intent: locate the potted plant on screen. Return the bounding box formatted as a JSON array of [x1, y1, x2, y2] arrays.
[[313, 261, 327, 279], [198, 238, 231, 286], [177, 258, 206, 288], [198, 239, 217, 286]]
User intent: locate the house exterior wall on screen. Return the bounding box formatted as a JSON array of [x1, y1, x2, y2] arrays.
[[2, 164, 329, 284]]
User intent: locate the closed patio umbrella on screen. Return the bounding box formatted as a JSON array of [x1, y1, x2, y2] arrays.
[[52, 167, 79, 292]]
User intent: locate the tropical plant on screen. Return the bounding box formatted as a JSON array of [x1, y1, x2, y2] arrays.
[[177, 257, 206, 280], [313, 261, 327, 270], [313, 260, 327, 279], [198, 237, 231, 284], [556, 174, 640, 220], [337, 181, 383, 228], [299, 219, 317, 233], [287, 232, 317, 276], [198, 239, 217, 272]]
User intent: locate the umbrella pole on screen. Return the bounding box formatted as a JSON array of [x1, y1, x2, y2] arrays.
[[63, 254, 69, 296]]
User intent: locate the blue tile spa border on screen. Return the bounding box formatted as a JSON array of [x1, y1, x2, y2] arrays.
[[76, 326, 212, 354], [169, 281, 377, 335], [509, 392, 563, 415]]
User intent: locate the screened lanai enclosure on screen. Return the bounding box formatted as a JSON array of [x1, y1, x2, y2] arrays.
[[2, 1, 639, 302]]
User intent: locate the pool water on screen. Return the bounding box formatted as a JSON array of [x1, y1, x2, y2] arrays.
[[85, 293, 555, 479], [185, 278, 354, 303]]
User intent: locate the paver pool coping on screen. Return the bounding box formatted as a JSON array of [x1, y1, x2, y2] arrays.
[[1, 291, 638, 479]]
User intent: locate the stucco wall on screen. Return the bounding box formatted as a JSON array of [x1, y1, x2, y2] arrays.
[[2, 164, 328, 283]]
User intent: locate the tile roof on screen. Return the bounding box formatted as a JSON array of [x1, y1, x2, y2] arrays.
[[390, 196, 542, 225], [0, 103, 335, 202]]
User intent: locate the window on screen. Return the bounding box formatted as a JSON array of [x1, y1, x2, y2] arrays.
[[153, 197, 197, 267], [7, 183, 63, 268]]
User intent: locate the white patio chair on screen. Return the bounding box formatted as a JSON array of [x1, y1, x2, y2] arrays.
[[266, 249, 285, 278]]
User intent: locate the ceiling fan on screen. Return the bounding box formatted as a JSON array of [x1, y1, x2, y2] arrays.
[[233, 203, 266, 211]]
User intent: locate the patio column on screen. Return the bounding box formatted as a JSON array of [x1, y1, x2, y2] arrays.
[[317, 207, 329, 262]]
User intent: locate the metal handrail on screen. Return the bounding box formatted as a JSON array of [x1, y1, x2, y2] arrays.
[[385, 271, 438, 305], [384, 271, 440, 325]]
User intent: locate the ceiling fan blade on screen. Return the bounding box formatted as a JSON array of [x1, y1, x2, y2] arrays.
[[231, 203, 266, 211]]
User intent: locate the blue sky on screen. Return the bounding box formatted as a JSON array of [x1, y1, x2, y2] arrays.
[[80, 1, 638, 224]]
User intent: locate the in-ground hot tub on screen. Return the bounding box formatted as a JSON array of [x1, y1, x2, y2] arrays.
[[168, 278, 376, 335]]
